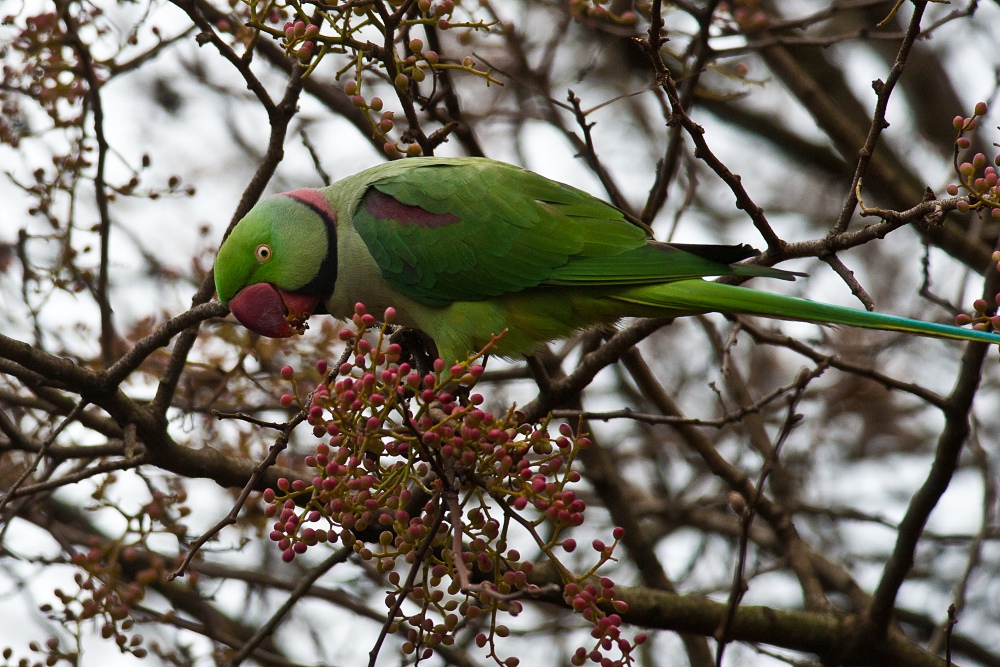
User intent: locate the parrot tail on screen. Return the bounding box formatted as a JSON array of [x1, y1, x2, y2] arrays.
[[614, 279, 1000, 345]]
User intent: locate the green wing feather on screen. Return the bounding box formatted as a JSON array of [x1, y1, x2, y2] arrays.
[[615, 280, 1000, 344], [351, 158, 795, 306]]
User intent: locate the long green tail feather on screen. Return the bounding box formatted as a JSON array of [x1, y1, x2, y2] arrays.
[[615, 279, 1000, 345]]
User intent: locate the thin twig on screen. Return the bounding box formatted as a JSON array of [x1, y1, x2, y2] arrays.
[[549, 370, 812, 428], [821, 254, 876, 311], [714, 366, 815, 665], [828, 1, 927, 237], [230, 547, 352, 666], [566, 90, 632, 213], [60, 2, 116, 366], [2, 455, 145, 500], [170, 411, 307, 580], [368, 500, 446, 667], [0, 400, 90, 515]]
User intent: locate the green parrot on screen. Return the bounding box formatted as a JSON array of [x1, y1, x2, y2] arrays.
[[213, 157, 1000, 363]]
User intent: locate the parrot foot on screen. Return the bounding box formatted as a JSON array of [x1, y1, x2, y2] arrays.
[[390, 327, 439, 377]]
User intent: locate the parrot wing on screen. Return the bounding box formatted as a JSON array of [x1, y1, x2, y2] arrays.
[[351, 159, 796, 307]]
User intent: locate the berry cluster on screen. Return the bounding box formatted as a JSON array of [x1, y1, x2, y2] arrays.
[[42, 540, 149, 659], [249, 0, 500, 157], [31, 482, 197, 663], [259, 0, 498, 76], [344, 39, 498, 158], [1, 638, 78, 667], [946, 102, 1000, 219], [956, 250, 1000, 341], [263, 303, 643, 666], [567, 0, 639, 25], [719, 0, 769, 32], [280, 19, 320, 64]]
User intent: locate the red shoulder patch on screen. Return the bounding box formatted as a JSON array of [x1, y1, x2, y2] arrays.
[[364, 189, 459, 228]]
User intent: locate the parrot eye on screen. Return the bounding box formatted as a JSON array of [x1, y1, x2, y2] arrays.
[[255, 244, 272, 262]]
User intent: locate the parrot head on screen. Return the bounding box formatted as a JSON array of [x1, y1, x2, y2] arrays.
[[214, 190, 337, 337]]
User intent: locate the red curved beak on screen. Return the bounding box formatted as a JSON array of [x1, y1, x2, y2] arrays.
[[228, 283, 320, 338]]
